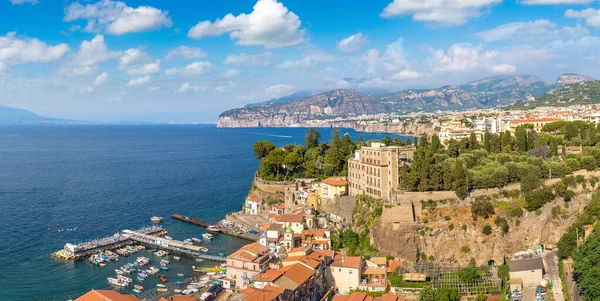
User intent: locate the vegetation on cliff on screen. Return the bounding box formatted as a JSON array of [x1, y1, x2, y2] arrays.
[[511, 80, 600, 110], [254, 128, 358, 181], [332, 195, 382, 258]]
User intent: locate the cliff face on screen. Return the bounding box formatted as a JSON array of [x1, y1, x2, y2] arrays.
[[217, 89, 386, 128], [556, 73, 595, 86], [371, 193, 589, 266]]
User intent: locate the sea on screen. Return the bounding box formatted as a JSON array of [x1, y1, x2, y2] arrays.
[[0, 125, 407, 301]]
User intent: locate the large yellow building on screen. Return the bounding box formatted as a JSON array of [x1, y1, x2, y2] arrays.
[[347, 142, 415, 201]]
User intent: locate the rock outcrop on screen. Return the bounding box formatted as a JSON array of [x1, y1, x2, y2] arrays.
[[556, 73, 595, 87]]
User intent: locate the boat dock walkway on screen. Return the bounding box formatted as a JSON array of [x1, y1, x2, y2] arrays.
[[171, 213, 259, 241], [52, 226, 167, 260], [122, 230, 226, 262]]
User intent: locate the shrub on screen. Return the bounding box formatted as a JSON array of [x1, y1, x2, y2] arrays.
[[444, 215, 451, 221], [566, 158, 581, 171], [581, 156, 597, 171], [482, 224, 492, 235], [494, 216, 509, 234], [535, 209, 542, 215], [524, 186, 555, 211], [461, 245, 470, 253], [472, 199, 495, 220], [461, 224, 468, 231], [508, 208, 524, 218], [448, 223, 455, 230]]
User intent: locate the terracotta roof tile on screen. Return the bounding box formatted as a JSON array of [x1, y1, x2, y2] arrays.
[[321, 177, 348, 186], [76, 290, 140, 301], [247, 194, 260, 202], [331, 255, 361, 269], [277, 214, 304, 223]]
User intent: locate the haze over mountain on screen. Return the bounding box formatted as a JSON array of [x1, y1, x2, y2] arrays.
[[0, 105, 68, 123], [218, 73, 595, 127]]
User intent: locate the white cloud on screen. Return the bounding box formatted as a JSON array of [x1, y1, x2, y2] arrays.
[[58, 35, 120, 76], [380, 0, 501, 26], [0, 62, 7, 73], [187, 0, 306, 48], [165, 46, 207, 61], [224, 52, 273, 66], [147, 86, 160, 91], [127, 75, 151, 87], [428, 43, 516, 74], [222, 69, 241, 78], [337, 33, 368, 54], [0, 32, 69, 69], [164, 61, 213, 76], [357, 38, 407, 74], [277, 57, 313, 69], [64, 0, 172, 35], [215, 81, 237, 92], [119, 48, 160, 76], [177, 82, 207, 93], [10, 0, 37, 4], [265, 84, 295, 97], [94, 72, 109, 85], [565, 8, 600, 28], [389, 69, 421, 80], [475, 19, 589, 41], [521, 0, 592, 4]]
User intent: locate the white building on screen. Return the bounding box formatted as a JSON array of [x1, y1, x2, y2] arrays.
[[245, 194, 260, 215]]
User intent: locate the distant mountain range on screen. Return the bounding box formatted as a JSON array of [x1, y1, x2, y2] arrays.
[[0, 105, 68, 124], [217, 73, 596, 127], [244, 91, 313, 108]]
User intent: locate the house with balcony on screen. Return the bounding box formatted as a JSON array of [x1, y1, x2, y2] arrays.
[[319, 177, 348, 200], [258, 224, 284, 252], [300, 229, 332, 250], [223, 242, 272, 290]]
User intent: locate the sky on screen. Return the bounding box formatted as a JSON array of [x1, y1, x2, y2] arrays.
[[1, 0, 600, 122]]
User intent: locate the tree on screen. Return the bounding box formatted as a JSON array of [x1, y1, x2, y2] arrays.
[[283, 151, 303, 179], [573, 230, 600, 300], [430, 135, 442, 153], [520, 164, 541, 192], [458, 266, 480, 283], [452, 159, 468, 199], [383, 135, 393, 146], [253, 140, 276, 160], [304, 129, 321, 149], [484, 131, 492, 153], [515, 126, 528, 152], [581, 155, 597, 171], [324, 129, 348, 176], [405, 138, 412, 146], [469, 132, 480, 150]]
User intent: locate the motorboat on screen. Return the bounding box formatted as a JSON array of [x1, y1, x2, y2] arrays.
[[173, 256, 181, 260], [207, 225, 221, 232], [160, 259, 170, 265], [202, 233, 213, 240], [195, 258, 204, 263], [175, 280, 183, 285], [199, 246, 208, 253], [192, 237, 203, 244], [156, 284, 166, 288], [134, 285, 144, 290], [132, 289, 142, 294], [157, 288, 167, 292], [150, 216, 163, 223], [115, 269, 123, 275], [160, 275, 167, 282], [164, 236, 173, 240], [117, 275, 132, 283], [107, 277, 128, 287], [160, 266, 169, 271], [177, 273, 184, 277]]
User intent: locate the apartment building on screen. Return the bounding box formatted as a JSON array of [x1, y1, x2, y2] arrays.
[[508, 118, 562, 134], [330, 255, 363, 294], [223, 243, 272, 290], [347, 142, 415, 201]]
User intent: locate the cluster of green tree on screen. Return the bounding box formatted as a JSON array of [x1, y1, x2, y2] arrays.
[[351, 195, 384, 231], [254, 129, 357, 181], [557, 189, 600, 261], [541, 120, 600, 146], [573, 228, 600, 300], [387, 273, 431, 288], [401, 127, 600, 200], [331, 228, 378, 258]]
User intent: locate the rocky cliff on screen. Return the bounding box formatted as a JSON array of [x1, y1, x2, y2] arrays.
[[556, 73, 595, 86], [217, 89, 386, 128]]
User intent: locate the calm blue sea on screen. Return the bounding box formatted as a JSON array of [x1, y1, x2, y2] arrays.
[[0, 125, 406, 301]]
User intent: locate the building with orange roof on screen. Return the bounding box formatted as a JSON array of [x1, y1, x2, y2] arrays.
[[276, 214, 305, 234], [320, 177, 348, 200], [245, 194, 261, 215], [330, 255, 364, 294], [253, 262, 326, 301], [224, 242, 272, 290], [271, 202, 285, 215], [508, 118, 562, 134], [75, 290, 139, 301], [241, 286, 286, 301]]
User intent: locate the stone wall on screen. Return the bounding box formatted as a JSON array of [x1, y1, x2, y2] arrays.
[[254, 176, 294, 194], [320, 195, 356, 224]]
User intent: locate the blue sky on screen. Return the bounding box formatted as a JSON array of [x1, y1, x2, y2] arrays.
[[0, 0, 599, 122]]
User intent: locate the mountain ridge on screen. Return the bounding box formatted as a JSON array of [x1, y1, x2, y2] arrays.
[[0, 105, 69, 123], [218, 73, 596, 128]]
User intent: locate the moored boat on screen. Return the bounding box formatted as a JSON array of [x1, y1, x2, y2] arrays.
[[134, 285, 144, 290], [173, 256, 181, 260], [157, 288, 167, 292], [191, 237, 203, 244], [150, 216, 163, 223], [177, 273, 184, 277], [160, 275, 167, 282], [107, 277, 128, 287], [207, 225, 221, 232], [202, 233, 213, 240], [156, 284, 166, 288]]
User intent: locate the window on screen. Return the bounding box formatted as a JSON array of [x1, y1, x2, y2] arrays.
[[349, 270, 353, 274]]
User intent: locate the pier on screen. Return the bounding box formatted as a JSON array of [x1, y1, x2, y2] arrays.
[[52, 226, 167, 260], [122, 230, 225, 262], [171, 213, 259, 241]]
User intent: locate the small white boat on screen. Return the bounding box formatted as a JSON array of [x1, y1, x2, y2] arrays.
[[115, 269, 123, 275], [174, 289, 182, 294], [132, 288, 141, 294], [207, 225, 221, 232], [156, 284, 166, 288], [108, 277, 128, 287], [164, 236, 173, 240], [134, 285, 144, 290], [150, 216, 163, 223], [173, 256, 181, 260], [157, 288, 167, 292], [199, 246, 208, 253], [195, 258, 204, 263], [202, 233, 213, 240], [177, 273, 185, 277]]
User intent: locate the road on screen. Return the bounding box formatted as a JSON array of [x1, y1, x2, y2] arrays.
[[543, 250, 564, 301], [563, 259, 583, 301]]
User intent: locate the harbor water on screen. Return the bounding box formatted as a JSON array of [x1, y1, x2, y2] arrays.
[[0, 125, 407, 300]]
